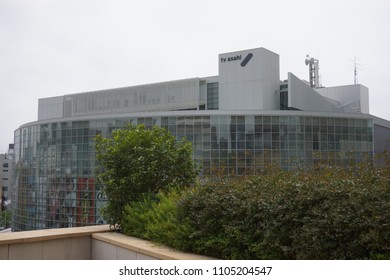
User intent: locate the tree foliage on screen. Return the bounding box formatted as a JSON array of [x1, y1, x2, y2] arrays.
[[94, 124, 198, 230], [0, 210, 11, 228]]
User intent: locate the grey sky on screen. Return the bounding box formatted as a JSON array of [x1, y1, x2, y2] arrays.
[[1, 0, 389, 152]]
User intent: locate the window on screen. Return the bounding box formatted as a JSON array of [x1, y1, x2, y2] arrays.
[[280, 91, 288, 110], [207, 82, 219, 110], [2, 163, 8, 168]]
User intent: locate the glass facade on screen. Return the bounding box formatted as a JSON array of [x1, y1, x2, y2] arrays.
[[280, 83, 288, 110], [207, 82, 219, 110], [12, 113, 373, 231]]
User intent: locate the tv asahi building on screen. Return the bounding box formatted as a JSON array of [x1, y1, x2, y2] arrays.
[[12, 47, 390, 231]]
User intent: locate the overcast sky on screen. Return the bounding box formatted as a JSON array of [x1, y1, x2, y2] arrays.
[[1, 0, 389, 152]]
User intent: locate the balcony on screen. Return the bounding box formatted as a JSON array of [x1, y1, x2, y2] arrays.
[[0, 225, 213, 260]]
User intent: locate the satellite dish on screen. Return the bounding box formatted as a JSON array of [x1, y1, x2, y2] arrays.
[[305, 55, 310, 65]]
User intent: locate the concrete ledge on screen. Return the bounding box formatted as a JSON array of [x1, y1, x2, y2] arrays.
[[0, 225, 111, 259], [92, 232, 215, 260], [0, 225, 214, 260], [0, 225, 110, 245]]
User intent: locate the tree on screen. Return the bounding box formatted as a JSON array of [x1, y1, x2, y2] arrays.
[[94, 124, 198, 230], [0, 210, 11, 229]]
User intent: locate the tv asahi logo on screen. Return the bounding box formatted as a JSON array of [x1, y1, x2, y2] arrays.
[[220, 53, 253, 67]]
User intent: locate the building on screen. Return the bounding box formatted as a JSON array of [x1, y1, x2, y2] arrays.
[[1, 144, 14, 212], [12, 47, 390, 231]]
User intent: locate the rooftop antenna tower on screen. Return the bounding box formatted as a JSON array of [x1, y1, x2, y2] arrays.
[[305, 55, 320, 88], [353, 57, 361, 85]]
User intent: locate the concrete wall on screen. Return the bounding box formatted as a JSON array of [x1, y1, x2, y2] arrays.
[[2, 235, 91, 260], [0, 225, 109, 260], [0, 225, 214, 260], [92, 238, 158, 260], [91, 232, 214, 260]]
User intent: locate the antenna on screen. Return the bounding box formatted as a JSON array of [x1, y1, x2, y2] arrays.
[[352, 57, 361, 85], [353, 56, 360, 85], [305, 54, 320, 88]]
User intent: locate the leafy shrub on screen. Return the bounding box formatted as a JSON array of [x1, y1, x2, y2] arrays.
[[176, 167, 389, 259], [122, 189, 193, 250], [119, 157, 389, 259]]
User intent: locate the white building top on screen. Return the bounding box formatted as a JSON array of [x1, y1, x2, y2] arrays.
[[37, 47, 370, 121]]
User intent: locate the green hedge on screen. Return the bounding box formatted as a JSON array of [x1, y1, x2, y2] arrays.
[[122, 166, 390, 259], [122, 189, 193, 250]]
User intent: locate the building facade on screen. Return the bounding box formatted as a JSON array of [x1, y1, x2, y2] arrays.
[[1, 144, 14, 213], [12, 47, 390, 231]]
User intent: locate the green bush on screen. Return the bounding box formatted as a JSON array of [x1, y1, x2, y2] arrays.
[[119, 162, 389, 259], [177, 167, 389, 259], [122, 189, 193, 250]]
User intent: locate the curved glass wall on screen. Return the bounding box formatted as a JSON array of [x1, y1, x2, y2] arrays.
[[12, 113, 373, 231]]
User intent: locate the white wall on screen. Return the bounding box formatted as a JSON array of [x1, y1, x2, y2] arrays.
[[218, 47, 280, 111], [38, 78, 201, 120], [288, 72, 341, 112], [38, 96, 64, 121], [316, 84, 369, 114]]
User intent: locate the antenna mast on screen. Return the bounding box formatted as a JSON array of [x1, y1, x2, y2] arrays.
[[305, 55, 320, 88], [353, 57, 360, 85]]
